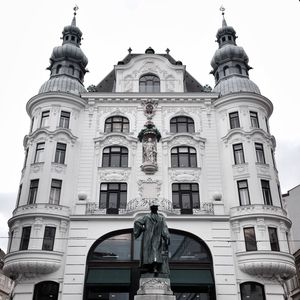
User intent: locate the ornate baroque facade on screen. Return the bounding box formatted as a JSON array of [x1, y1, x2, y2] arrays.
[[3, 11, 296, 300]]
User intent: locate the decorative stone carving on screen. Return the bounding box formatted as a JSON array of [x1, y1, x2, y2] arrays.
[[137, 278, 173, 295], [51, 163, 66, 174], [87, 84, 97, 92], [142, 99, 158, 120], [232, 163, 249, 179], [137, 178, 162, 198], [169, 169, 201, 182], [30, 163, 44, 173], [95, 134, 138, 150], [237, 251, 296, 279], [99, 169, 129, 181]]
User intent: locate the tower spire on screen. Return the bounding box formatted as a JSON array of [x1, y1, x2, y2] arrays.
[[220, 5, 227, 27], [71, 5, 79, 26]]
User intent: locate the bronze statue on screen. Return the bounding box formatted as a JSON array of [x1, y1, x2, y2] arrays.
[[134, 203, 170, 277]]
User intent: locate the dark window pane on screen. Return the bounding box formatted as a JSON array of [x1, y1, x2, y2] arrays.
[[139, 74, 160, 93], [91, 233, 131, 260], [261, 180, 272, 205], [241, 282, 265, 300], [268, 227, 280, 251], [42, 227, 56, 251], [105, 116, 129, 133], [102, 146, 128, 168], [170, 116, 195, 133], [33, 281, 59, 300], [28, 179, 39, 204], [229, 112, 240, 129], [20, 226, 31, 250], [244, 227, 257, 251], [237, 180, 250, 205]]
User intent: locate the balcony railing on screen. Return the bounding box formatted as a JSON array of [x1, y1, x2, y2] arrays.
[[86, 198, 214, 215]]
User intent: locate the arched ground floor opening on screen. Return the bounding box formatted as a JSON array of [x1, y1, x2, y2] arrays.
[[84, 228, 216, 300]]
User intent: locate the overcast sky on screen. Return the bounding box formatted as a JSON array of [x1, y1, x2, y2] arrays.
[[0, 0, 299, 251]]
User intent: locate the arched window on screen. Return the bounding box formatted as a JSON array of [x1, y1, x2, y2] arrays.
[[223, 66, 229, 76], [240, 282, 266, 300], [84, 229, 215, 300], [56, 65, 62, 75], [102, 146, 128, 167], [105, 116, 129, 133], [33, 281, 59, 300], [170, 116, 195, 133], [139, 74, 160, 93], [171, 146, 197, 168], [172, 183, 200, 214], [236, 64, 242, 74]]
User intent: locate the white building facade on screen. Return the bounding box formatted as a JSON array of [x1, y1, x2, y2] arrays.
[[3, 12, 296, 300]]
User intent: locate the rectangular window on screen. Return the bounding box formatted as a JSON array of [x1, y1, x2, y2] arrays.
[[34, 142, 45, 163], [233, 143, 245, 164], [268, 227, 280, 251], [237, 180, 250, 205], [16, 184, 22, 208], [8, 230, 14, 253], [250, 111, 259, 128], [30, 117, 34, 133], [277, 184, 283, 208], [229, 112, 240, 129], [28, 179, 39, 204], [265, 117, 270, 133], [54, 143, 66, 164], [20, 226, 31, 250], [172, 183, 200, 214], [244, 227, 257, 251], [40, 110, 50, 127], [49, 179, 62, 205], [23, 148, 29, 169], [59, 111, 70, 129], [271, 149, 277, 169], [255, 143, 266, 164], [100, 183, 127, 214], [261, 180, 273, 205], [42, 226, 56, 251]]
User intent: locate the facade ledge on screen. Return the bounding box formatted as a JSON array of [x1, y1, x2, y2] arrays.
[[81, 93, 219, 104], [162, 132, 206, 145], [222, 128, 274, 145], [230, 204, 290, 224], [213, 92, 273, 116], [3, 250, 63, 278], [84, 197, 214, 216], [10, 203, 70, 224], [95, 132, 138, 145], [24, 127, 78, 147], [26, 91, 86, 116], [237, 250, 296, 279]]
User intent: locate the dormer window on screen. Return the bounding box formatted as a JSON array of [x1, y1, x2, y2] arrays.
[[223, 66, 229, 76], [228, 36, 232, 41], [139, 74, 160, 93], [65, 36, 69, 41], [71, 36, 75, 41], [222, 37, 226, 42]]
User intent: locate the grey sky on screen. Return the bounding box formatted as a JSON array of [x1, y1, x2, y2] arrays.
[[0, 0, 299, 250]]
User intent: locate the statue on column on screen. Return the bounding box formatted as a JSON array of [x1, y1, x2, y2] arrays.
[[138, 121, 161, 174], [134, 201, 170, 277]]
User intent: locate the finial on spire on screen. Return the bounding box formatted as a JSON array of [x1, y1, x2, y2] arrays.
[[72, 5, 79, 26], [128, 47, 132, 54], [166, 48, 170, 54], [220, 5, 227, 27]]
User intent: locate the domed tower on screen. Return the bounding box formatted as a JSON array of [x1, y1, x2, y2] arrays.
[[213, 9, 295, 297], [3, 8, 88, 296], [39, 9, 88, 95], [211, 11, 260, 96]]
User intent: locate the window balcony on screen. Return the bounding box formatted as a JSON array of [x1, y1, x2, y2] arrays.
[[3, 250, 63, 278], [85, 198, 215, 216], [12, 203, 70, 220], [237, 250, 296, 279], [230, 204, 290, 224]]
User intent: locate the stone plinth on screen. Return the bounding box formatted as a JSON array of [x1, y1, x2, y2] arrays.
[[135, 277, 176, 300]]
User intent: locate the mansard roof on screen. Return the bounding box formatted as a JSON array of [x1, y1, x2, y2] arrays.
[[95, 52, 204, 92]]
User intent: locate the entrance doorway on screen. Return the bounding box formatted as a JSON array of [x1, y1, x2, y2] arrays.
[[84, 229, 216, 300]]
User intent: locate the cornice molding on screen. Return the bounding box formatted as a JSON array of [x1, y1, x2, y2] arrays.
[[26, 92, 87, 116], [214, 92, 273, 116]]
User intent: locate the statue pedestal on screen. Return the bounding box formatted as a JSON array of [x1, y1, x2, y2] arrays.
[[134, 277, 176, 300]]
